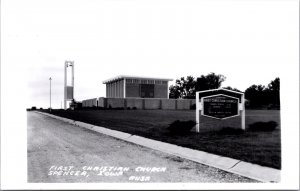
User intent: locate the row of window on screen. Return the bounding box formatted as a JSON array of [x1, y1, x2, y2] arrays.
[[126, 79, 167, 85]]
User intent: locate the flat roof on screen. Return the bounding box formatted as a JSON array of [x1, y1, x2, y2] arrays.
[[103, 75, 173, 84]]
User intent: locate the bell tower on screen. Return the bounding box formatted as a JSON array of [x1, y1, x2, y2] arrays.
[[64, 61, 74, 109]]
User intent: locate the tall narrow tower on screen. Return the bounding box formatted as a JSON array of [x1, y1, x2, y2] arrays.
[[64, 61, 74, 109]]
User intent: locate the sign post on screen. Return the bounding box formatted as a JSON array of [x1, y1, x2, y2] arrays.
[[241, 94, 245, 130], [196, 91, 200, 132], [195, 89, 245, 133]]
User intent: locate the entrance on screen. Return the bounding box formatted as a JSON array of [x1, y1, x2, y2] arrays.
[[140, 84, 154, 98]]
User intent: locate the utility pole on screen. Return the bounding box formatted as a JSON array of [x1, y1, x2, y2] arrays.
[[49, 77, 52, 112]]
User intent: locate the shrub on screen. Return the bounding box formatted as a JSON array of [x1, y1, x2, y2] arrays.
[[168, 120, 196, 134], [217, 127, 244, 135], [132, 107, 137, 110], [190, 104, 196, 110], [40, 107, 43, 110], [31, 106, 36, 110], [248, 121, 278, 132]]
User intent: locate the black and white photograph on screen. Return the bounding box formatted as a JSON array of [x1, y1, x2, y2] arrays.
[[1, 0, 299, 190]]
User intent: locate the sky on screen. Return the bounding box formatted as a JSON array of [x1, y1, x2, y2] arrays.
[[2, 0, 298, 108]]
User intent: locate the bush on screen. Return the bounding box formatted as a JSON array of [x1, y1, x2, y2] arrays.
[[167, 120, 196, 134], [217, 127, 244, 135], [31, 106, 36, 110], [190, 104, 196, 110], [248, 121, 278, 132], [132, 107, 137, 110]]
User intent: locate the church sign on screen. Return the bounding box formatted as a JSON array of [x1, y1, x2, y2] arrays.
[[202, 95, 239, 119], [195, 88, 245, 133]]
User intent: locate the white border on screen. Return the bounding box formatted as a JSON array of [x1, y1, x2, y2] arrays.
[[198, 88, 244, 95]]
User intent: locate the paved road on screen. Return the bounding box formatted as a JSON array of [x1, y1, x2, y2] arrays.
[[27, 112, 257, 183]]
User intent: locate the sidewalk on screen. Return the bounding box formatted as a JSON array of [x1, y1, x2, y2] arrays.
[[35, 111, 280, 183]]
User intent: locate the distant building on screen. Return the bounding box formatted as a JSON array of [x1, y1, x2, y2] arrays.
[[103, 75, 173, 98]]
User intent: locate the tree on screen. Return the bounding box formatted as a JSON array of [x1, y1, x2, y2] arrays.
[[196, 73, 226, 91], [169, 76, 196, 99], [182, 76, 196, 99], [169, 73, 226, 99], [268, 77, 280, 92], [266, 78, 280, 107], [222, 86, 242, 92], [169, 84, 182, 99], [245, 84, 267, 107], [244, 77, 280, 109]]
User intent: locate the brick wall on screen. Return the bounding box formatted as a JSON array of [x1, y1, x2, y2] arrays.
[[126, 98, 144, 109], [106, 98, 125, 108], [82, 98, 97, 107], [144, 98, 161, 109], [126, 84, 140, 98], [161, 99, 176, 110], [82, 97, 196, 110], [177, 99, 192, 110], [98, 97, 106, 107], [154, 84, 168, 98]]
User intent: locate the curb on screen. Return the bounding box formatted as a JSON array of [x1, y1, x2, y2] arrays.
[[34, 111, 280, 183]]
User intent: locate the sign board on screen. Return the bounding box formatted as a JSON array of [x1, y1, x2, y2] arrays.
[[202, 94, 239, 119], [195, 88, 245, 133]]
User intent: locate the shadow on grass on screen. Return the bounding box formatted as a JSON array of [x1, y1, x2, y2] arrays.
[[167, 120, 196, 135], [248, 121, 278, 132]]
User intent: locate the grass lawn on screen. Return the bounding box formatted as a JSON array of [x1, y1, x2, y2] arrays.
[[41, 109, 281, 169]]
